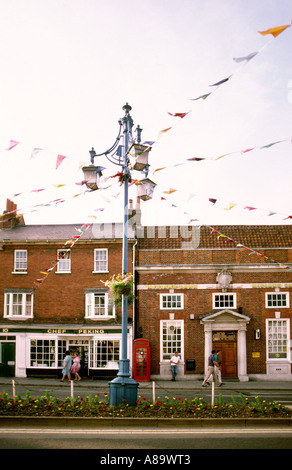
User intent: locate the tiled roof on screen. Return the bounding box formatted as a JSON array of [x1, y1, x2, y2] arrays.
[[137, 225, 292, 249], [0, 223, 135, 242], [199, 225, 292, 249], [0, 224, 291, 248]]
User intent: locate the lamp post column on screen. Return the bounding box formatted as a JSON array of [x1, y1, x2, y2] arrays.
[[109, 104, 139, 406]]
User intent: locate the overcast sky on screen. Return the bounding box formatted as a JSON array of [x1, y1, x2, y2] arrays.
[[0, 0, 291, 227]]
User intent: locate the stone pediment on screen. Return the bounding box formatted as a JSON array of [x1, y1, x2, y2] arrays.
[[200, 309, 250, 324]]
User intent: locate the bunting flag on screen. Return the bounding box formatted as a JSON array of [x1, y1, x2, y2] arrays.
[[168, 112, 190, 119], [241, 147, 255, 154], [233, 52, 258, 63], [30, 148, 44, 159], [208, 198, 217, 205], [158, 127, 172, 138], [5, 140, 19, 151], [258, 24, 290, 38], [209, 76, 231, 87], [224, 203, 236, 211], [56, 154, 67, 170], [190, 93, 211, 101]]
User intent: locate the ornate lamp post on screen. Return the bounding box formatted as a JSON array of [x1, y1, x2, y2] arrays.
[[82, 103, 155, 406]]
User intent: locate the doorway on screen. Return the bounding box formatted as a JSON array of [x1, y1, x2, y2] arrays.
[[69, 345, 89, 377], [0, 342, 16, 377], [213, 331, 237, 377]]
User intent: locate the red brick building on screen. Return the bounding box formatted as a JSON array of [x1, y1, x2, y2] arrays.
[[0, 200, 136, 378], [1, 199, 292, 381], [136, 224, 292, 382]]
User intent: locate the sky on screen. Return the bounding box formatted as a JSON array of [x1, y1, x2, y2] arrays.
[[0, 0, 291, 228]]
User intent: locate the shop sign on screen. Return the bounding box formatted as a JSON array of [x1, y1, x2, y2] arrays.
[[1, 327, 123, 334]]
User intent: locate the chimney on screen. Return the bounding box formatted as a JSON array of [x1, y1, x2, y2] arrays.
[[128, 197, 141, 228], [0, 199, 25, 229]]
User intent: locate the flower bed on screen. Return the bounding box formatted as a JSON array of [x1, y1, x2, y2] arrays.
[[0, 391, 291, 418]]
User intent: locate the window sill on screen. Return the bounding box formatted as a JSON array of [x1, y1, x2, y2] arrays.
[[92, 271, 109, 274], [4, 316, 33, 320], [85, 316, 115, 321], [55, 271, 72, 274], [12, 272, 28, 275]]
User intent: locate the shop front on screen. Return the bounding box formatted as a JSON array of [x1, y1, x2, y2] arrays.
[[0, 324, 133, 379]]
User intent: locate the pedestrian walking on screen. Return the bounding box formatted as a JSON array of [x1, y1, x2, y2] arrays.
[[70, 351, 81, 381], [215, 350, 222, 385], [60, 350, 72, 382], [170, 351, 180, 381], [202, 349, 221, 387]]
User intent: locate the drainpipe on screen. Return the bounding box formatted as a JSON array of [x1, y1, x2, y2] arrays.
[[132, 240, 138, 339]]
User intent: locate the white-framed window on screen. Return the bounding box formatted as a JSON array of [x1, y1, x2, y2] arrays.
[[265, 292, 289, 308], [85, 291, 115, 318], [90, 339, 120, 368], [160, 294, 184, 310], [160, 320, 184, 361], [56, 249, 71, 273], [4, 291, 33, 319], [266, 319, 289, 360], [30, 339, 56, 367], [213, 293, 236, 309], [13, 250, 27, 273], [93, 249, 108, 272]]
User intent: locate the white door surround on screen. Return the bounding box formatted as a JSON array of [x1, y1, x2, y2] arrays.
[[200, 309, 250, 382]]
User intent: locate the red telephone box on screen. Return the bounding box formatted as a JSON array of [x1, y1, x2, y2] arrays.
[[133, 339, 151, 381]]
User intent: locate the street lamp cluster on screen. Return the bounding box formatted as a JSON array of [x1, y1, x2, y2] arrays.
[[82, 103, 156, 406]]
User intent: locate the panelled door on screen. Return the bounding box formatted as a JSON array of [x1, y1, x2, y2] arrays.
[[213, 340, 237, 377], [0, 342, 16, 377]]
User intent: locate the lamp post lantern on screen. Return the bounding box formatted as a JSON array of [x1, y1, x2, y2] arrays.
[[82, 103, 155, 406]]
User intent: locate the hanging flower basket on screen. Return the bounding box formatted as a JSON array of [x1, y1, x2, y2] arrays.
[[102, 273, 134, 306]]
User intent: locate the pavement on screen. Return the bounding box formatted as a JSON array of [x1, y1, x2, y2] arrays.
[[1, 376, 292, 391]]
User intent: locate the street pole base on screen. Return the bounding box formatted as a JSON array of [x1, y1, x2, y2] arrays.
[[108, 377, 139, 407], [108, 360, 139, 406]]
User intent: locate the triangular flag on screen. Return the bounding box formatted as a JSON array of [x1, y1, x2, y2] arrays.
[[190, 93, 211, 101], [187, 157, 206, 162], [188, 218, 199, 223], [208, 198, 217, 205], [260, 141, 282, 149], [163, 188, 177, 194], [158, 127, 172, 138], [5, 140, 19, 151], [56, 154, 67, 169], [241, 148, 255, 154], [225, 203, 236, 211], [168, 112, 190, 119], [31, 148, 44, 159], [153, 167, 166, 174], [233, 52, 258, 62], [215, 153, 229, 160], [244, 206, 257, 211], [210, 77, 230, 87], [258, 24, 290, 38]]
